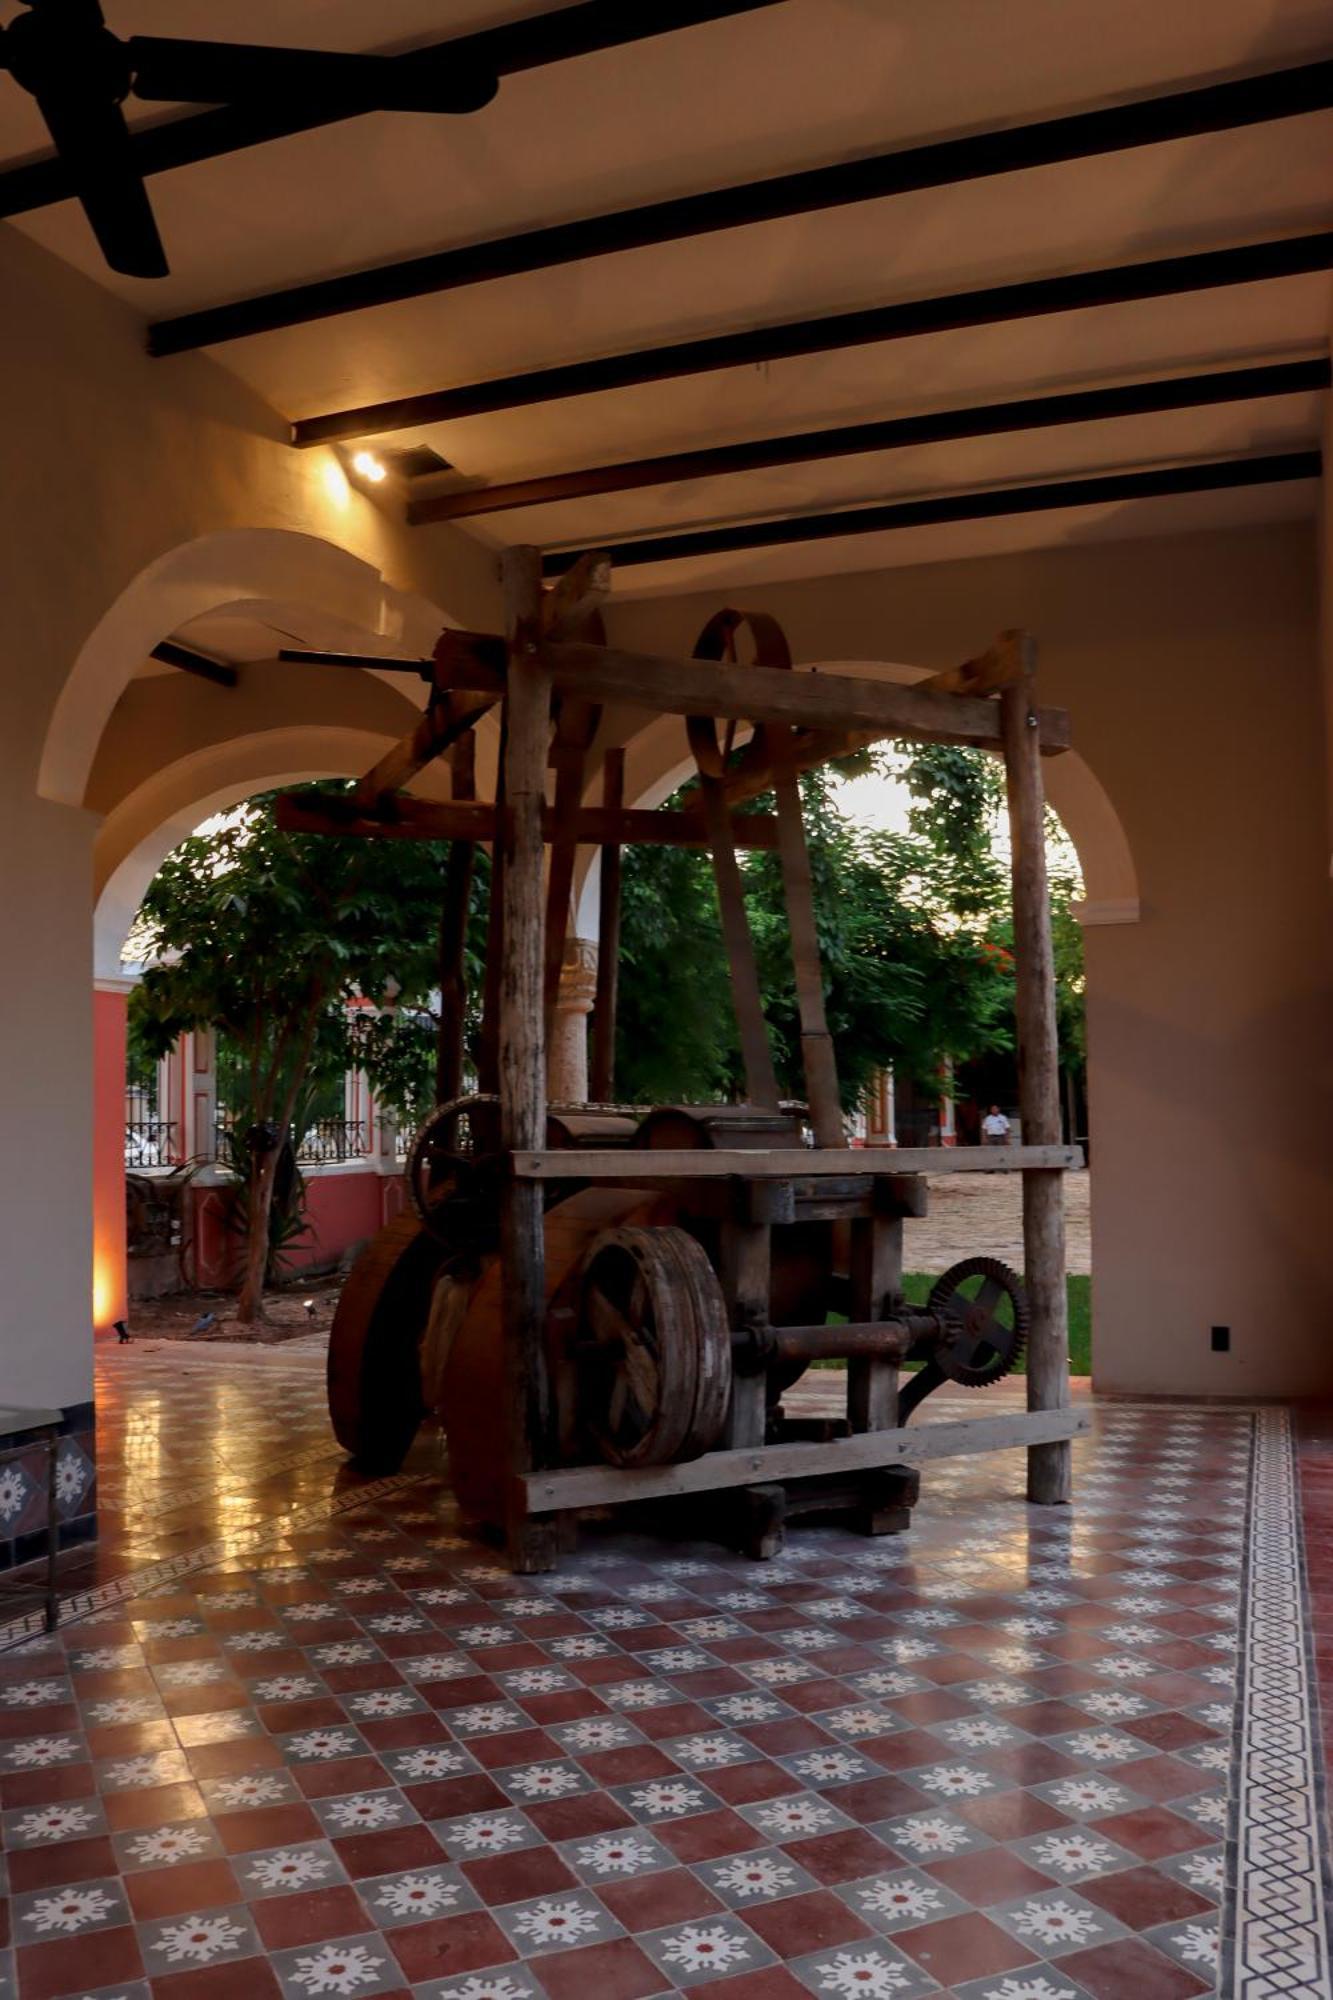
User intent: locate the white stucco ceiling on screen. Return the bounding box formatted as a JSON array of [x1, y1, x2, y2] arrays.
[[1, 0, 1328, 597]]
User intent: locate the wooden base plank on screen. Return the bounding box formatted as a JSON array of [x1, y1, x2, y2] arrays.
[[516, 1407, 1089, 1514], [513, 1144, 1081, 1180]]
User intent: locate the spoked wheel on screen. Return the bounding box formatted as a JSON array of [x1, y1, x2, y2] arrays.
[[407, 1094, 500, 1243], [897, 1256, 1028, 1424], [929, 1256, 1028, 1386], [579, 1225, 732, 1468]]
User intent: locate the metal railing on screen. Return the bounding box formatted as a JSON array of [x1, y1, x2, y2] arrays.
[[124, 1117, 179, 1169], [295, 1118, 367, 1164], [211, 1111, 369, 1166]]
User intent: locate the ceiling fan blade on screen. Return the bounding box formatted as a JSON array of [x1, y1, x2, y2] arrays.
[[127, 38, 498, 115], [33, 84, 167, 277]]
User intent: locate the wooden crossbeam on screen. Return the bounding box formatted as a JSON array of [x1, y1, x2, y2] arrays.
[[517, 1407, 1090, 1514], [512, 1144, 1083, 1179], [274, 792, 783, 850], [543, 641, 1070, 751]]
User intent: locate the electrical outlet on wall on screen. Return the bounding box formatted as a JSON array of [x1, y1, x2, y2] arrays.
[[1211, 1326, 1230, 1353]]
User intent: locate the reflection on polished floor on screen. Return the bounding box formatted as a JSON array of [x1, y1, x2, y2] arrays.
[[0, 1337, 1325, 1998]]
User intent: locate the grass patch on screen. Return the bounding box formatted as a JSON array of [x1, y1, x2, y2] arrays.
[[815, 1272, 1090, 1377]]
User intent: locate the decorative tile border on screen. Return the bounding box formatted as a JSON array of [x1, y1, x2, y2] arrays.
[[1229, 1407, 1333, 1997], [0, 1469, 430, 1654]]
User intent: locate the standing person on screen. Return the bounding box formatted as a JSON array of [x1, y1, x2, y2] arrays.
[[981, 1104, 1011, 1147]]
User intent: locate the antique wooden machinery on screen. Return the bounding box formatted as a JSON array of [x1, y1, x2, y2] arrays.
[[281, 546, 1086, 1569]]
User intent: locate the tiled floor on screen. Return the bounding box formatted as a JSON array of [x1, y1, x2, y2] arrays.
[[0, 1331, 1280, 2000]]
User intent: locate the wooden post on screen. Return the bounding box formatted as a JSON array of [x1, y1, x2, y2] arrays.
[[720, 1193, 779, 1558], [846, 1209, 902, 1434], [498, 547, 559, 1571], [590, 748, 624, 1102], [1000, 639, 1072, 1506], [476, 709, 506, 1098], [768, 727, 844, 1146], [435, 731, 476, 1110]]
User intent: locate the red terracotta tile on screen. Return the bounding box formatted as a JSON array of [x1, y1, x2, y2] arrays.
[[1107, 1753, 1208, 1802], [981, 1741, 1082, 1786], [253, 1883, 373, 1947], [530, 1936, 667, 2000], [212, 1801, 324, 1854], [358, 1712, 450, 1753], [468, 1726, 560, 1770], [185, 1736, 285, 1780], [958, 1791, 1071, 1838], [1060, 1935, 1213, 1997], [776, 1678, 854, 1715], [126, 1857, 242, 1920], [681, 1970, 812, 2000], [705, 1760, 795, 1806], [895, 1910, 1038, 1982], [823, 1774, 923, 1824], [526, 1791, 637, 1841], [1123, 1714, 1216, 1753], [149, 1956, 283, 1998], [579, 1744, 679, 1786], [656, 1807, 764, 1863], [389, 1908, 517, 1983], [332, 1822, 448, 1878], [0, 1762, 95, 1810], [7, 1833, 118, 1892], [403, 1773, 508, 1820], [744, 1888, 873, 1956], [780, 1827, 899, 1884], [634, 1702, 717, 1740], [461, 1844, 578, 1903], [16, 1923, 146, 2000], [520, 1689, 607, 1725], [927, 1847, 1056, 1905], [744, 1717, 835, 1757], [599, 1866, 724, 1930], [104, 1781, 209, 1831], [1096, 1806, 1207, 1859], [293, 1754, 389, 1800], [1081, 1865, 1215, 1930]]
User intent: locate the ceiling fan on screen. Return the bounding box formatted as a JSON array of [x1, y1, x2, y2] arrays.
[[0, 0, 500, 279]]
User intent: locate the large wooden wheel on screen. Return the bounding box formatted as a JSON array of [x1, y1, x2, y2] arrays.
[[579, 1225, 731, 1468], [327, 1211, 450, 1471]]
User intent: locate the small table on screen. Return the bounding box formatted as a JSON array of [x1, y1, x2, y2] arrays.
[[0, 1406, 62, 1632]]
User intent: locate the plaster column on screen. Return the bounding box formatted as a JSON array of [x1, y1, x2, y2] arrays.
[[938, 1059, 957, 1147], [93, 974, 133, 1334], [548, 939, 598, 1104], [0, 794, 98, 1413], [181, 1026, 217, 1165]]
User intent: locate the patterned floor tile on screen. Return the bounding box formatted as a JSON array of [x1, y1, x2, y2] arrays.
[[4, 1355, 1332, 1996]]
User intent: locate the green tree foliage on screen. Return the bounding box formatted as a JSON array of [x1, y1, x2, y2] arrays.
[[129, 787, 475, 1320], [614, 744, 1084, 1114]]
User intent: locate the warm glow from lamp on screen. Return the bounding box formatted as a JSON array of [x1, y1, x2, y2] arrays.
[[352, 449, 387, 484], [320, 455, 351, 508], [93, 1255, 116, 1328]]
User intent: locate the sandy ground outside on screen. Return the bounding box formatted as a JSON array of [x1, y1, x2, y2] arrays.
[[905, 1164, 1090, 1275]]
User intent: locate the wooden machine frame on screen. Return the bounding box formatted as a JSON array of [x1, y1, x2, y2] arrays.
[[281, 545, 1085, 1572]]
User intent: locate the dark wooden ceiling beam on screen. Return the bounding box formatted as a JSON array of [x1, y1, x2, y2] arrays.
[[539, 449, 1322, 572], [151, 639, 237, 687], [0, 1, 782, 225], [409, 355, 1331, 523], [148, 59, 1333, 356], [291, 231, 1333, 446]]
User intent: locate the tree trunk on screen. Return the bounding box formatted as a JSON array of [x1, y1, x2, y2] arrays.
[[235, 1147, 279, 1325]]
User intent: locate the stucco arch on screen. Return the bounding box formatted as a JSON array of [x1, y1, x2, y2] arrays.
[[40, 526, 453, 810], [91, 722, 462, 979]]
